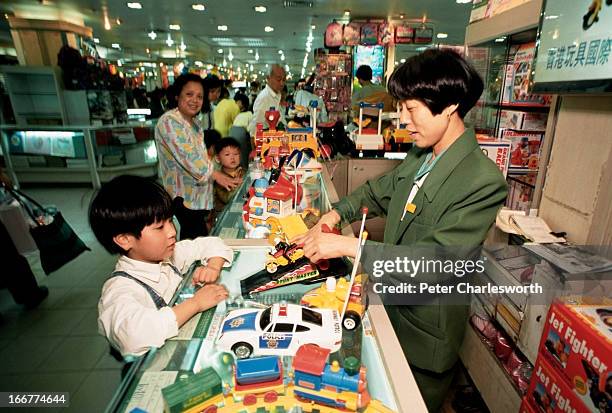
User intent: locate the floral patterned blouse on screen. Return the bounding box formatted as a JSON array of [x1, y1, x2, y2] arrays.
[[155, 108, 214, 210]]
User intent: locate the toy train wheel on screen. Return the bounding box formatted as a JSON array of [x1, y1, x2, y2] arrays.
[[266, 262, 278, 273], [243, 394, 257, 406], [343, 311, 361, 331], [317, 259, 330, 271], [263, 391, 278, 403], [231, 342, 253, 359], [202, 405, 217, 413]]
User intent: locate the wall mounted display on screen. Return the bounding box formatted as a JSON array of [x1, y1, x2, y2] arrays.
[[394, 24, 414, 44], [413, 26, 434, 44], [533, 0, 612, 93], [353, 45, 385, 85], [360, 23, 379, 46], [343, 22, 361, 46]]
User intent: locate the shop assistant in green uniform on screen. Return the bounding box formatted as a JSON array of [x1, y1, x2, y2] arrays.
[[294, 49, 508, 412]]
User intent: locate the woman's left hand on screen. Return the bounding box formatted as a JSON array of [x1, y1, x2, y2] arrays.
[[193, 265, 221, 285], [293, 231, 358, 262]]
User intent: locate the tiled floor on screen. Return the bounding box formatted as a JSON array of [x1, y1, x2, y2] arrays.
[[0, 185, 122, 412]]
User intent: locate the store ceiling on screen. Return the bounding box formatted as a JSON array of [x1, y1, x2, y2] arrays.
[[0, 0, 472, 75]]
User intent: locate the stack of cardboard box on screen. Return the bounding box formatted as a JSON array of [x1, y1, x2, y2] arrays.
[[522, 299, 611, 413]]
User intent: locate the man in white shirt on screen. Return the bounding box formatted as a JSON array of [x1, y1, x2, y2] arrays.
[[248, 64, 287, 137]]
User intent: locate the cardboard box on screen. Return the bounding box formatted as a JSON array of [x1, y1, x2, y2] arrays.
[[528, 356, 594, 413], [478, 138, 511, 177], [500, 110, 548, 131], [537, 301, 612, 412], [519, 397, 539, 413]]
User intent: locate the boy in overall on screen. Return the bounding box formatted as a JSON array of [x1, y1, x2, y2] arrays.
[[89, 175, 232, 359]]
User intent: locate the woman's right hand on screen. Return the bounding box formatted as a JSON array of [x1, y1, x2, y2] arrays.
[[212, 171, 242, 191], [292, 209, 341, 244]]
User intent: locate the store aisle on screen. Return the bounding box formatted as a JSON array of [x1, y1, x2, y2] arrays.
[[0, 185, 123, 413]]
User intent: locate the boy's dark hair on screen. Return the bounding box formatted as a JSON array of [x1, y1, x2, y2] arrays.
[[167, 73, 203, 109], [356, 65, 373, 81], [204, 129, 222, 152], [388, 48, 484, 118], [89, 175, 173, 255], [233, 93, 249, 111], [215, 137, 241, 155]]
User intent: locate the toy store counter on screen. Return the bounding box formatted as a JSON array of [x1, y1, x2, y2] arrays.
[[105, 167, 426, 413]]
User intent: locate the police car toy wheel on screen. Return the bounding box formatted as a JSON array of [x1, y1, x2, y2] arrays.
[[232, 342, 253, 359], [343, 311, 361, 331]]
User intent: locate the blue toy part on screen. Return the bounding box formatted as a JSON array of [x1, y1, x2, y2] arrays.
[[294, 370, 322, 391], [258, 333, 293, 350], [321, 364, 360, 392], [253, 178, 269, 196], [293, 389, 347, 409], [235, 355, 281, 385], [221, 311, 258, 332], [309, 100, 319, 108]]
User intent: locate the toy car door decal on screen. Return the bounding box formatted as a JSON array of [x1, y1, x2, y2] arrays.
[[260, 323, 293, 349]]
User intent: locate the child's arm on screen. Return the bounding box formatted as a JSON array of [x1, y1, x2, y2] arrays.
[[172, 237, 234, 274], [192, 256, 225, 284], [172, 283, 228, 326]]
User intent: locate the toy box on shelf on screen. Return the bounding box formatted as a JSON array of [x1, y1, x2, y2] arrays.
[[533, 298, 611, 412]]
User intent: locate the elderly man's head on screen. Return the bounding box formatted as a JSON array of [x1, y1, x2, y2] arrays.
[[267, 64, 286, 94]]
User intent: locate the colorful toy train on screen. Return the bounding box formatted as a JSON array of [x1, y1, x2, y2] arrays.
[[163, 343, 384, 413]]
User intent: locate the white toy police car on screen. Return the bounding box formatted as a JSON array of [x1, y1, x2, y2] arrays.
[[216, 303, 342, 359]]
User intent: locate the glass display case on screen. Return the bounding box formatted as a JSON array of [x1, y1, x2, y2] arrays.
[[0, 123, 158, 189], [106, 167, 427, 413]]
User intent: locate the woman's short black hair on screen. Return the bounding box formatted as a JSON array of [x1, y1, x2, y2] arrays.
[[204, 129, 222, 151], [233, 93, 249, 111], [356, 65, 373, 81], [167, 73, 203, 109], [388, 49, 484, 118], [202, 75, 222, 113], [89, 175, 173, 255]]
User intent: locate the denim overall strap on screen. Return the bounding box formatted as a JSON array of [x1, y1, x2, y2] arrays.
[[111, 271, 168, 310]]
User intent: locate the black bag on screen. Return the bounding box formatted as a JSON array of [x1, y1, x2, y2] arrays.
[[8, 187, 90, 275]]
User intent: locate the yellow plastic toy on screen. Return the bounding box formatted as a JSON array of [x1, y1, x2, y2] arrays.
[[301, 275, 366, 331]]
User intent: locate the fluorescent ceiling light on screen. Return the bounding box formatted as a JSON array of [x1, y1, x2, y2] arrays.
[[311, 25, 316, 30], [195, 61, 203, 66], [254, 6, 267, 13], [217, 25, 228, 31], [456, 0, 471, 3], [248, 49, 253, 53], [217, 48, 223, 53], [400, 58, 406, 63], [545, 15, 559, 20], [148, 31, 157, 40], [495, 36, 506, 42], [264, 26, 274, 32], [278, 50, 283, 54], [344, 10, 350, 16], [127, 2, 142, 9], [280, 54, 285, 61], [93, 38, 100, 43], [192, 4, 206, 11], [436, 33, 448, 39], [112, 43, 120, 48], [169, 24, 181, 30]]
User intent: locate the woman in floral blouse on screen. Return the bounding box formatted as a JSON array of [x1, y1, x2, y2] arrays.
[[155, 74, 241, 239]]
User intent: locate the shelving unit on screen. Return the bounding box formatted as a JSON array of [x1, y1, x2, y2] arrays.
[[314, 53, 353, 124], [0, 65, 67, 126], [0, 124, 158, 189]]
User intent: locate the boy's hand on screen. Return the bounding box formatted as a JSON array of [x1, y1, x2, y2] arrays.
[[193, 284, 228, 312], [192, 265, 221, 284]]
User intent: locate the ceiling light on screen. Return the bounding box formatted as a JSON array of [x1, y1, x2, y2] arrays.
[[217, 48, 223, 54], [311, 25, 316, 30], [217, 25, 228, 31], [166, 35, 174, 46], [145, 48, 150, 53], [344, 10, 350, 16], [545, 15, 559, 20], [104, 15, 111, 30], [195, 61, 203, 66], [436, 33, 448, 39], [264, 26, 274, 32], [399, 13, 405, 19], [228, 49, 234, 61], [148, 31, 157, 40], [278, 50, 283, 54], [280, 54, 285, 61], [180, 41, 187, 51], [248, 49, 253, 54], [192, 4, 206, 11], [93, 38, 100, 43], [112, 43, 120, 49], [255, 50, 260, 61], [254, 6, 267, 13], [456, 0, 472, 3], [400, 58, 406, 63], [116, 19, 122, 25], [117, 59, 122, 67], [169, 24, 181, 30], [127, 2, 142, 9], [250, 64, 254, 71], [495, 36, 506, 42]]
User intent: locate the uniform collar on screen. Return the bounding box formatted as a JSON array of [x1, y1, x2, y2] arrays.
[[265, 84, 280, 99], [420, 128, 479, 201], [115, 255, 175, 283]]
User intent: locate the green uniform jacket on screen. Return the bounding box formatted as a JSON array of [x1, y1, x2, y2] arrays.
[[333, 128, 507, 373]]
